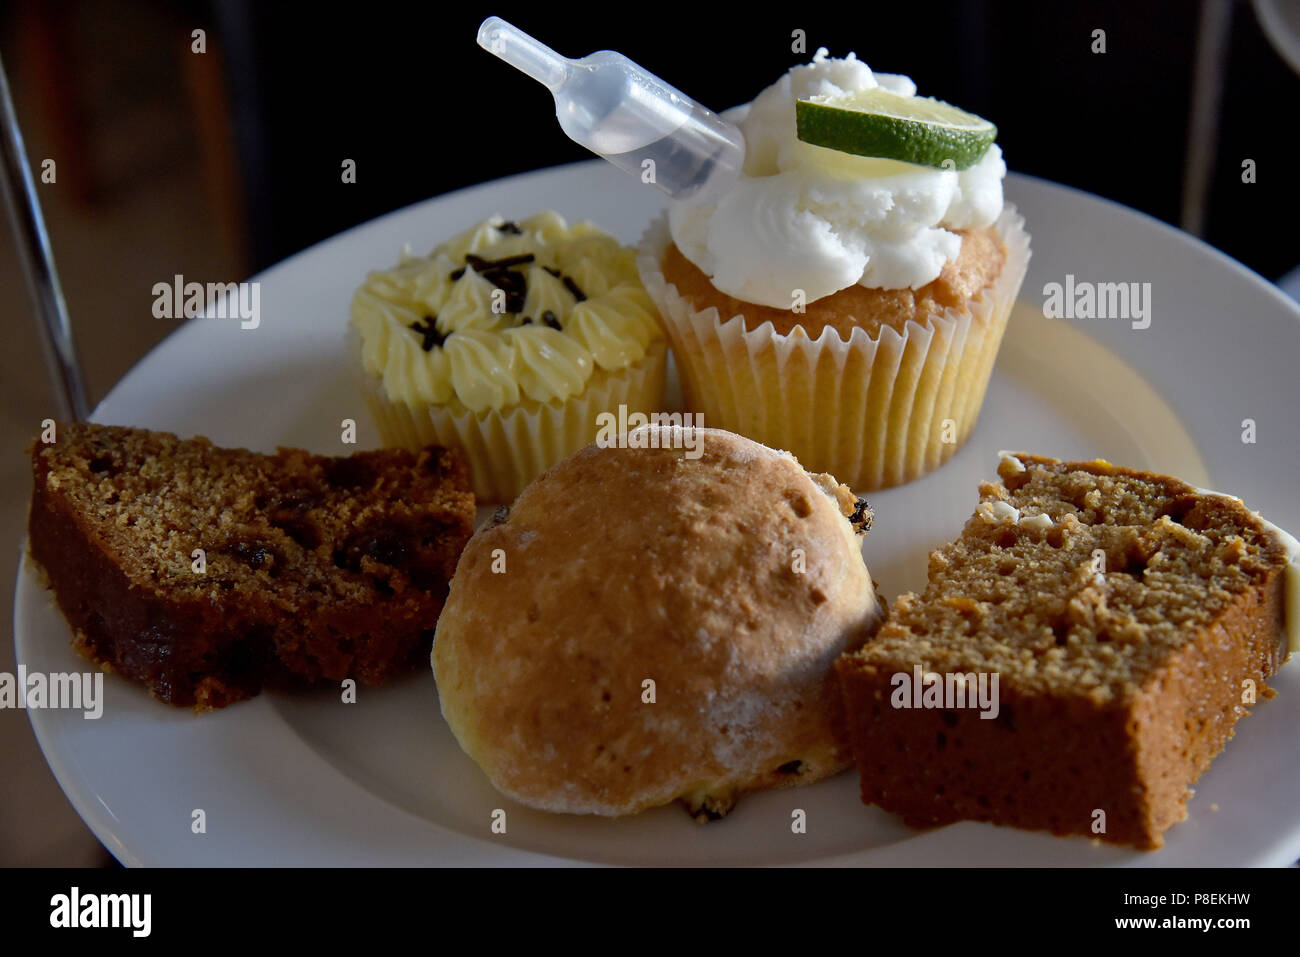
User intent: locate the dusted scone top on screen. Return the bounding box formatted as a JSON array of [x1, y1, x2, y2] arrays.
[[432, 426, 884, 819]]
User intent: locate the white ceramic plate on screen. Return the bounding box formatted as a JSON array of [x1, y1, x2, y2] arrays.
[[14, 161, 1300, 866]]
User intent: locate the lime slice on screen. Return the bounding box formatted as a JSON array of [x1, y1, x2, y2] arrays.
[[795, 88, 996, 170]]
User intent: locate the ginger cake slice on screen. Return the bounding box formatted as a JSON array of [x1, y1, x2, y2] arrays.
[[835, 453, 1295, 849]]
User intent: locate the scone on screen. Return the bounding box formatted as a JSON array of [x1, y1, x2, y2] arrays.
[[835, 453, 1297, 848], [433, 425, 885, 819], [351, 210, 667, 502], [637, 49, 1030, 491]]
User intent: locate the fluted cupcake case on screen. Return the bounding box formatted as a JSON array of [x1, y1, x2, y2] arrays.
[[636, 206, 1030, 492], [353, 334, 667, 503]]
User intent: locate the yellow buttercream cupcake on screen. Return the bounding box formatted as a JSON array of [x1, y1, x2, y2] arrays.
[[351, 211, 667, 501]]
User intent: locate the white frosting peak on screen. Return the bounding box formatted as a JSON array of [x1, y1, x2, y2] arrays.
[[668, 49, 1006, 308]]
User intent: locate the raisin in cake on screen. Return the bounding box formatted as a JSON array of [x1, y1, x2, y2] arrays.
[[28, 422, 475, 709], [836, 453, 1296, 849]]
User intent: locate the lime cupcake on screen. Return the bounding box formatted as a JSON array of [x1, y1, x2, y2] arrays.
[[637, 50, 1029, 492], [351, 211, 666, 501]]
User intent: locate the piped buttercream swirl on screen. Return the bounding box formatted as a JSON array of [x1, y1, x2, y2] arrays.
[[351, 211, 661, 413]]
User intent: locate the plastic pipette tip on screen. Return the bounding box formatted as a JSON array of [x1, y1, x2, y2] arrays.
[[477, 17, 569, 91]]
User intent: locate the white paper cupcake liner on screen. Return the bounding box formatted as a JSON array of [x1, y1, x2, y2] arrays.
[[636, 206, 1031, 491], [353, 337, 668, 503]]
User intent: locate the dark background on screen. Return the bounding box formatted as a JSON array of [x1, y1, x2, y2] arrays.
[[218, 0, 1299, 280]]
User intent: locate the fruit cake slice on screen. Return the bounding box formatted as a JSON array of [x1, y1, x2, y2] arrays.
[[28, 422, 475, 710], [836, 453, 1296, 849]]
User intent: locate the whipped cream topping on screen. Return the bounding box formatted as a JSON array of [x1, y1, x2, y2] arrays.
[[668, 49, 1006, 308]]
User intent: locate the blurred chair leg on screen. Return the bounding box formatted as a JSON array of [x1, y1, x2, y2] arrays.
[[15, 0, 95, 206], [180, 32, 248, 274]]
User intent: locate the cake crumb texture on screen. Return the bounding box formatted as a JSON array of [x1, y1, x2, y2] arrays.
[[28, 422, 475, 709], [836, 454, 1290, 849]]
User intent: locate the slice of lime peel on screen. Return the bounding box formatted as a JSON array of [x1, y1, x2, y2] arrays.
[[795, 88, 996, 170]]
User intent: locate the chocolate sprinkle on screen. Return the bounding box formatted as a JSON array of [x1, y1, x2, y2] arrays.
[[409, 315, 447, 351], [458, 253, 535, 314], [562, 276, 587, 303], [444, 246, 589, 322], [503, 284, 528, 314], [466, 253, 535, 271], [849, 497, 874, 534]]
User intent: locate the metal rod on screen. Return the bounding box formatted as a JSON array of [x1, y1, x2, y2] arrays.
[[0, 49, 90, 422], [1180, 0, 1233, 238]]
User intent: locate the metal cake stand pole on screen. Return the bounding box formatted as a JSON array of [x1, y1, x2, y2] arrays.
[[0, 51, 90, 423]]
